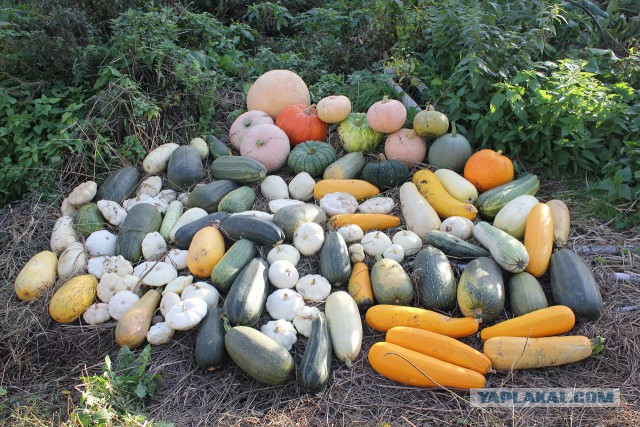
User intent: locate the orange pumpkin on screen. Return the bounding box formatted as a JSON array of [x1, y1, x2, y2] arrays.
[[275, 104, 328, 147], [463, 149, 514, 193]]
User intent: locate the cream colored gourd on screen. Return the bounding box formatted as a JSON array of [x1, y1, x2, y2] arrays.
[[57, 242, 87, 279], [288, 172, 316, 201], [357, 197, 395, 214], [316, 95, 352, 123], [433, 169, 478, 204], [190, 137, 209, 159], [265, 288, 305, 321], [295, 274, 331, 302], [337, 224, 364, 243], [361, 231, 392, 256], [440, 216, 474, 240], [51, 216, 77, 254], [493, 195, 539, 239], [383, 244, 405, 263], [137, 176, 162, 197], [392, 230, 422, 256], [109, 291, 140, 321], [399, 182, 440, 238], [267, 244, 301, 266], [293, 222, 325, 256], [269, 260, 299, 289], [261, 175, 290, 200], [268, 199, 305, 213], [325, 291, 362, 366], [143, 143, 179, 174], [182, 282, 220, 307], [97, 200, 128, 227], [14, 251, 58, 301], [168, 207, 208, 241], [141, 232, 167, 261]]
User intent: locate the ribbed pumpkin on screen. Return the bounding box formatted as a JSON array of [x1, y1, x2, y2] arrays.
[[464, 149, 514, 193], [246, 70, 310, 119], [361, 154, 410, 190], [366, 96, 407, 133], [287, 141, 336, 178], [412, 105, 449, 138], [275, 104, 328, 147], [229, 110, 274, 150], [338, 113, 384, 153], [239, 124, 290, 172], [427, 122, 471, 173], [384, 128, 427, 166], [316, 95, 352, 124]]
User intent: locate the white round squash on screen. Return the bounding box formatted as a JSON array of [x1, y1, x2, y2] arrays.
[[246, 70, 311, 120]]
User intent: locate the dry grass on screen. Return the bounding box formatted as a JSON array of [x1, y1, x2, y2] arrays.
[[1, 135, 639, 426]]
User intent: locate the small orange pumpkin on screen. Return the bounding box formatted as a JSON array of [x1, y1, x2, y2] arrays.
[[463, 149, 514, 192], [275, 104, 328, 147]]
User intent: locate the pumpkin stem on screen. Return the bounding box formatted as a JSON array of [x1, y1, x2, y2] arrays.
[[377, 153, 387, 163], [255, 139, 265, 147], [450, 121, 458, 137], [307, 146, 317, 155], [382, 95, 390, 102], [496, 150, 503, 156], [222, 316, 232, 332], [591, 336, 605, 355], [406, 129, 416, 139], [304, 104, 317, 115], [354, 117, 363, 126], [426, 104, 435, 111]]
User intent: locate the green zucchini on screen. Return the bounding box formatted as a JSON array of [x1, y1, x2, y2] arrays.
[[319, 231, 351, 286], [225, 325, 294, 385], [96, 166, 141, 203], [187, 180, 241, 213], [194, 306, 228, 371], [299, 314, 332, 393], [457, 257, 505, 323], [272, 203, 327, 241], [323, 152, 366, 179], [219, 215, 285, 246], [206, 134, 232, 159], [76, 203, 106, 237], [508, 272, 548, 317], [159, 201, 183, 240], [218, 186, 256, 214], [167, 145, 204, 190], [115, 203, 162, 262], [550, 249, 603, 322], [173, 212, 228, 249], [476, 174, 540, 219], [211, 156, 267, 184], [472, 222, 529, 273], [211, 239, 257, 292], [413, 246, 457, 311], [223, 258, 269, 327], [424, 230, 490, 259]]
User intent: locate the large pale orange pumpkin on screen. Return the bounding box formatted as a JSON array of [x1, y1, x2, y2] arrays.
[[275, 104, 328, 147], [366, 96, 407, 134], [229, 110, 274, 150], [239, 124, 290, 172], [463, 149, 514, 192], [384, 128, 427, 167], [246, 70, 311, 119]]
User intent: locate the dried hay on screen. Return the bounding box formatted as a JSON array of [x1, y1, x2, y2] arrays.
[[1, 140, 639, 427]]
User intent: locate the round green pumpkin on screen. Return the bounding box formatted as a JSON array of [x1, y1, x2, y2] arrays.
[[287, 141, 336, 177], [427, 122, 471, 173], [361, 155, 410, 189], [338, 112, 383, 153]]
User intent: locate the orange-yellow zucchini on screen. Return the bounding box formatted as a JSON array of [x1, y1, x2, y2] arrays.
[[347, 262, 374, 312], [483, 335, 604, 370], [313, 179, 380, 201], [480, 305, 575, 341], [365, 305, 479, 338], [386, 327, 492, 374], [524, 203, 554, 277], [368, 342, 486, 389], [329, 214, 400, 231]]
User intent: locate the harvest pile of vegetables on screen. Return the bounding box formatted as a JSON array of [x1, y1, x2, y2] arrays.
[[14, 69, 606, 392]]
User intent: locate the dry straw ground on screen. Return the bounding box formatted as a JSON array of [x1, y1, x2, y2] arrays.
[[1, 136, 639, 426]]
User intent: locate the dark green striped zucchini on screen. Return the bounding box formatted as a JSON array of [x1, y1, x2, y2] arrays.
[[167, 145, 204, 190], [273, 204, 327, 241], [96, 166, 141, 203], [319, 231, 351, 286], [219, 215, 285, 246], [299, 314, 332, 392], [211, 156, 267, 184], [550, 249, 603, 322], [187, 180, 240, 213], [173, 212, 228, 249], [225, 325, 294, 385], [457, 257, 504, 323], [223, 258, 269, 327], [476, 174, 540, 219], [323, 152, 366, 179], [206, 135, 232, 159], [218, 186, 256, 214], [194, 306, 228, 371], [211, 239, 257, 291], [413, 246, 457, 311], [115, 204, 162, 262], [424, 230, 490, 259]]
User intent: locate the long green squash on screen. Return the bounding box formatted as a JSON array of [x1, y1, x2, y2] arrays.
[[473, 222, 529, 273], [299, 314, 332, 392]]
